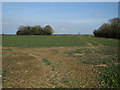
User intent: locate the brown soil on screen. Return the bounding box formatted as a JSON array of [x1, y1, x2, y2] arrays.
[[2, 47, 99, 88], [96, 64, 108, 67], [84, 41, 94, 47]]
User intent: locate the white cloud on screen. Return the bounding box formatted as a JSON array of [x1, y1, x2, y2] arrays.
[[61, 27, 67, 31], [2, 0, 119, 2], [43, 24, 55, 28], [44, 24, 49, 27], [51, 25, 56, 28]]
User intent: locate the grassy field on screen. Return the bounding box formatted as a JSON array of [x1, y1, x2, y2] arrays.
[[2, 35, 119, 47], [2, 35, 88, 47], [2, 35, 120, 88]]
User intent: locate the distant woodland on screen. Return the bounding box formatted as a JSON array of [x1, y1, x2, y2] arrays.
[[16, 25, 54, 35], [93, 18, 120, 38]]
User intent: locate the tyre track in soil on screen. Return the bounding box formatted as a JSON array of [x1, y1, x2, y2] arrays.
[[92, 41, 105, 47], [79, 37, 95, 48], [79, 36, 105, 48], [87, 36, 105, 47]]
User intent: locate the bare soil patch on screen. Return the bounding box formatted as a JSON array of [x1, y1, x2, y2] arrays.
[[2, 47, 99, 88]]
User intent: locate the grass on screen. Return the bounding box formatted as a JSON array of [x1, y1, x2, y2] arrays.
[[51, 81, 56, 85], [31, 53, 40, 56], [73, 47, 118, 65], [49, 49, 59, 54], [80, 36, 99, 46], [2, 35, 119, 48], [42, 58, 55, 70], [2, 49, 13, 51], [63, 47, 118, 65], [97, 47, 118, 55], [62, 44, 120, 88], [42, 58, 51, 66], [69, 45, 119, 88], [89, 36, 119, 47], [82, 57, 114, 65], [2, 35, 87, 48], [55, 86, 65, 88], [63, 51, 73, 56], [61, 77, 82, 88], [0, 52, 5, 55], [98, 64, 120, 88]]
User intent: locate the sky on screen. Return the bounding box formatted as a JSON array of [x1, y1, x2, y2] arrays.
[[2, 2, 118, 34], [1, 0, 120, 2]]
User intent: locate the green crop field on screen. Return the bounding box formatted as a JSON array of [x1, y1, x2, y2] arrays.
[[80, 35, 119, 47], [2, 35, 119, 47], [2, 35, 88, 48]]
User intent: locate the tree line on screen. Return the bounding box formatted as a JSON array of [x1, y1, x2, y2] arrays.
[[93, 18, 120, 38], [16, 25, 54, 35]]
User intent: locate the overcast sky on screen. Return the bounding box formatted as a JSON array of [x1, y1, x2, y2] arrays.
[[2, 2, 118, 34]]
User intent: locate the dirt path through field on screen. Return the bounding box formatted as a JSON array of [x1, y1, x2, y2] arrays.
[[83, 41, 94, 47], [2, 47, 99, 88], [79, 36, 105, 48], [79, 37, 94, 48], [92, 41, 105, 47]]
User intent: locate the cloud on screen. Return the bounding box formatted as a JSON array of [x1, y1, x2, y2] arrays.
[[44, 24, 49, 27], [61, 27, 67, 31], [51, 25, 56, 28]]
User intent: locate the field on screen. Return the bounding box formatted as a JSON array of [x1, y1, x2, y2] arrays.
[[2, 35, 120, 88]]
